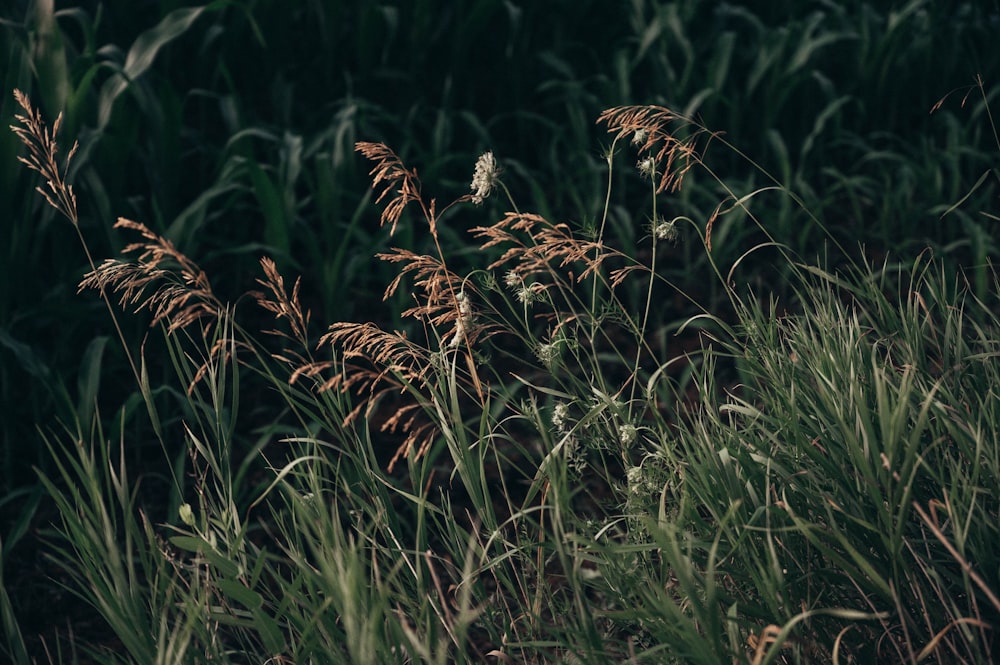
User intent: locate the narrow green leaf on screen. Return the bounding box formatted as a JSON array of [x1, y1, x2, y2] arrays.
[[76, 335, 109, 425], [97, 6, 212, 129], [247, 160, 290, 257], [168, 536, 241, 578], [252, 608, 285, 655], [216, 578, 262, 610]]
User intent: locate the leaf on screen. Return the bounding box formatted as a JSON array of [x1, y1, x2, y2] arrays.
[[97, 5, 215, 130], [76, 335, 109, 424], [0, 327, 51, 380], [253, 607, 285, 654], [0, 486, 42, 553], [247, 160, 290, 257], [169, 535, 241, 578], [940, 169, 995, 219], [216, 578, 262, 610], [32, 0, 70, 116], [216, 578, 285, 654]]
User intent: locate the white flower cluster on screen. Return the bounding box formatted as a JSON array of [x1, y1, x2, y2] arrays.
[[653, 217, 678, 243], [504, 270, 540, 305], [619, 423, 638, 447], [626, 466, 645, 495], [552, 402, 570, 431], [536, 340, 561, 367], [637, 155, 657, 180], [470, 151, 499, 205]]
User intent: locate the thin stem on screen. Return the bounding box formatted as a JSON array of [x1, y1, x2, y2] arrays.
[[498, 180, 521, 217], [629, 172, 659, 413], [586, 138, 622, 393], [72, 224, 143, 389]]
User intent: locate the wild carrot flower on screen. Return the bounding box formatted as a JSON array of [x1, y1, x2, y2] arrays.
[[470, 151, 499, 204], [502, 269, 538, 305]]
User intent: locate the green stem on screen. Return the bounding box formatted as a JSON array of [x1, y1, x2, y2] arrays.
[[629, 173, 659, 413]]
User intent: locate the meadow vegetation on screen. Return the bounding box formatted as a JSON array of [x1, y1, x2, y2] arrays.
[[2, 1, 999, 663]]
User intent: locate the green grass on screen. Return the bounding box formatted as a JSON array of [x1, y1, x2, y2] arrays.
[[3, 1, 1000, 662], [7, 77, 1000, 661]]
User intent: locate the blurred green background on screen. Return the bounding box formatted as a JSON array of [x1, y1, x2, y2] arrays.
[[1, 0, 998, 648]]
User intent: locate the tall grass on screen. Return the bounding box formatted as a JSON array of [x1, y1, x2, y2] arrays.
[[3, 1, 998, 502], [5, 68, 999, 663], [4, 1, 1000, 662]]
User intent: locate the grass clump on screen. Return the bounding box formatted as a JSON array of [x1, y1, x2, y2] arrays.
[[5, 77, 1000, 664]]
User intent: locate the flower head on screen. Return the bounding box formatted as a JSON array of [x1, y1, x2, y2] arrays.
[[552, 402, 570, 431], [179, 503, 196, 526], [626, 466, 644, 494], [470, 151, 499, 205], [637, 156, 657, 180], [536, 340, 561, 367], [653, 217, 678, 243], [515, 286, 535, 304], [619, 423, 638, 447]]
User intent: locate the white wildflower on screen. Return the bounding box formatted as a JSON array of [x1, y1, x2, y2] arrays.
[[637, 156, 656, 180], [653, 217, 678, 243], [516, 285, 536, 305], [552, 402, 570, 431], [536, 341, 560, 366], [619, 423, 638, 447], [503, 270, 520, 288], [631, 128, 648, 146], [626, 466, 644, 495], [470, 151, 499, 205]]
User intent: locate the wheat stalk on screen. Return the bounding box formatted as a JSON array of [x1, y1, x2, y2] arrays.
[[10, 88, 79, 225]]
